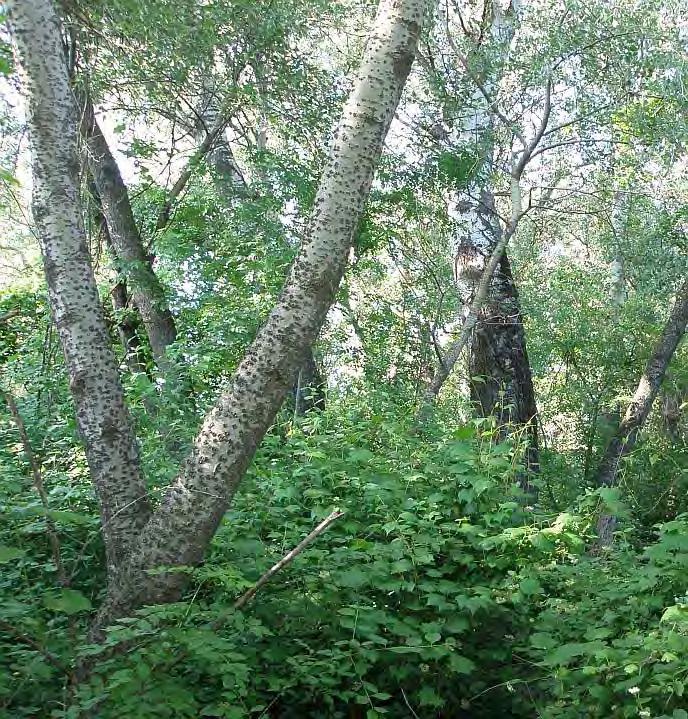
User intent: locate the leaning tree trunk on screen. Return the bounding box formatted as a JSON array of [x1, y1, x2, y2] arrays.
[[596, 275, 688, 545], [9, 0, 151, 578], [81, 99, 178, 365], [90, 0, 429, 632]]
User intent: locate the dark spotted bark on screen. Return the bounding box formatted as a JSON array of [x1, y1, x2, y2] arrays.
[[467, 251, 539, 476], [9, 0, 151, 577], [92, 0, 429, 632], [293, 348, 326, 416], [81, 99, 178, 364], [596, 276, 688, 545]]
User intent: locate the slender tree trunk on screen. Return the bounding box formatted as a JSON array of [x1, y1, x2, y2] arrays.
[[596, 276, 688, 545], [467, 250, 539, 474], [9, 0, 151, 577], [109, 278, 149, 377], [192, 87, 246, 201], [426, 1, 538, 474], [92, 0, 429, 632], [81, 98, 178, 364], [91, 191, 149, 377], [293, 349, 326, 416]]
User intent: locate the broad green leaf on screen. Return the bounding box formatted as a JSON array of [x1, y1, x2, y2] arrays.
[[44, 589, 92, 615]]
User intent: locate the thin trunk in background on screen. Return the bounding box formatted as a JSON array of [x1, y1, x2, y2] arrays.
[[81, 99, 178, 364], [191, 87, 327, 414], [90, 188, 149, 377], [426, 0, 539, 475], [8, 0, 151, 578], [596, 275, 688, 545]]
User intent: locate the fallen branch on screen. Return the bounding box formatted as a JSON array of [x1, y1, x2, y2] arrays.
[[0, 308, 20, 323], [232, 508, 345, 612]]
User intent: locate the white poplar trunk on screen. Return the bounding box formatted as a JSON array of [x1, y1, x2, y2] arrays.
[[8, 0, 151, 576]]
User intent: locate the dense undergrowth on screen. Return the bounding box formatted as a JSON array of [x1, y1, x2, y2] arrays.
[[2, 380, 688, 719]]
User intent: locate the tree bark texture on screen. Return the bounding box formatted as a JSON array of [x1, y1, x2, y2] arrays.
[[466, 250, 539, 473], [424, 0, 538, 472], [596, 276, 688, 545], [81, 99, 178, 364], [9, 0, 151, 577], [90, 0, 429, 631]]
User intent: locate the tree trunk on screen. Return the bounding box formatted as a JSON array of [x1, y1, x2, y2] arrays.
[[91, 191, 149, 377], [293, 348, 326, 416], [9, 0, 151, 577], [467, 251, 539, 474], [423, 1, 538, 475], [192, 87, 246, 201], [81, 98, 178, 364], [109, 278, 149, 377], [596, 276, 688, 545], [90, 0, 428, 632]]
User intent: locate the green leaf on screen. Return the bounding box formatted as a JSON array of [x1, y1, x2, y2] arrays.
[[44, 589, 92, 615], [519, 578, 543, 596], [449, 654, 476, 675], [336, 567, 368, 589], [0, 544, 26, 563]]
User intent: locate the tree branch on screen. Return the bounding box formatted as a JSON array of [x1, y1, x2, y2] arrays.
[[231, 508, 345, 612]]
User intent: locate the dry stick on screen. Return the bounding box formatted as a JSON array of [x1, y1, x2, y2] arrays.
[[2, 391, 68, 587], [231, 508, 345, 613]]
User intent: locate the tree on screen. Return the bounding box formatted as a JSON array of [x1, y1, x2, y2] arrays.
[[8, 0, 151, 579], [596, 274, 688, 545], [10, 0, 431, 632]]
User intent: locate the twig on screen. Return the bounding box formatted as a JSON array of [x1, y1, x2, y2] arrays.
[[0, 308, 20, 323], [400, 687, 421, 719], [0, 618, 68, 674], [155, 111, 231, 231], [230, 508, 345, 613], [2, 391, 68, 587]]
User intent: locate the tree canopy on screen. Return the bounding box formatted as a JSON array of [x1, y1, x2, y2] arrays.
[[1, 0, 688, 717]]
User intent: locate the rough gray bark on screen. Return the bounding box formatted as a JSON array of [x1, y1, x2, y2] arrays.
[[93, 0, 429, 632], [81, 99, 178, 364], [596, 276, 688, 545], [9, 0, 151, 577], [433, 0, 538, 474]]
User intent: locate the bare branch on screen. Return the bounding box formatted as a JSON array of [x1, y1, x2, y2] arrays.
[[230, 508, 345, 614], [2, 391, 68, 587]]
